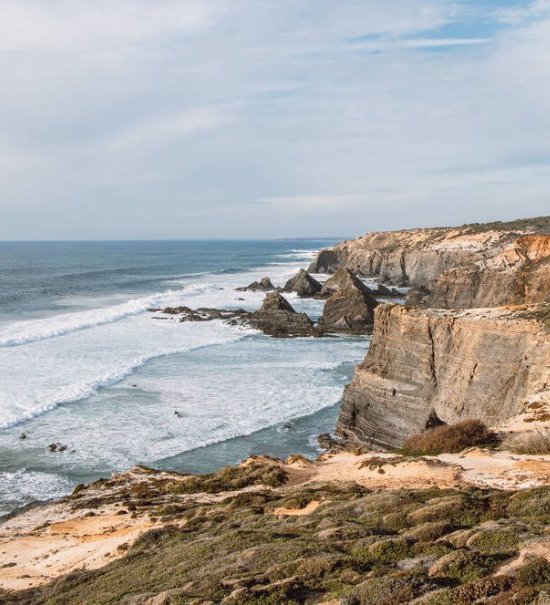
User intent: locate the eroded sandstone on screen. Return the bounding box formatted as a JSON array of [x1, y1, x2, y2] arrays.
[[337, 303, 550, 448]]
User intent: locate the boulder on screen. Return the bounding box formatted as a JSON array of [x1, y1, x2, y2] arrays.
[[317, 268, 379, 335], [282, 269, 322, 297], [236, 277, 275, 292]]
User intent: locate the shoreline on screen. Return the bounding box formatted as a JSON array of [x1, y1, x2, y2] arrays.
[[2, 218, 549, 603]]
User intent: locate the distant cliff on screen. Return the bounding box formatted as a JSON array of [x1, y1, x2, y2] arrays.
[[310, 216, 550, 308], [337, 303, 550, 448]]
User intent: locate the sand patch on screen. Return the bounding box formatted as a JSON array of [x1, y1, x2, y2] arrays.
[[272, 500, 320, 516]]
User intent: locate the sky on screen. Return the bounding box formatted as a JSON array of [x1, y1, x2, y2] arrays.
[[0, 0, 549, 240]]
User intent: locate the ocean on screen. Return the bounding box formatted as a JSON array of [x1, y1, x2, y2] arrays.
[[0, 240, 370, 516]]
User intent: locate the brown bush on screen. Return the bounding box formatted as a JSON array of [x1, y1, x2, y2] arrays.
[[402, 420, 493, 455], [500, 429, 550, 454]]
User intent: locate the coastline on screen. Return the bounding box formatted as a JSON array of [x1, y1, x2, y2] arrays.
[[2, 218, 550, 604]]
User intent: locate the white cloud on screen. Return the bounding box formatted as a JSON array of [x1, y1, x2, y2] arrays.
[[0, 0, 212, 53], [0, 0, 550, 239], [102, 106, 231, 154], [351, 37, 490, 52], [496, 0, 550, 24]]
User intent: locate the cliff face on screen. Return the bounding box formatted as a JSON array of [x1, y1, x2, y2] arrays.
[[311, 219, 550, 308], [337, 303, 550, 448], [425, 235, 550, 308]]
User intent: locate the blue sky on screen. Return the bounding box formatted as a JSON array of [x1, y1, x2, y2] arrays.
[[0, 0, 549, 239]]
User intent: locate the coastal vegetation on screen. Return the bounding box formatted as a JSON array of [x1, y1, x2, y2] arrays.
[[2, 479, 550, 604]]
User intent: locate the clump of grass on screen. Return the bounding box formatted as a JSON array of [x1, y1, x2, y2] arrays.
[[501, 429, 550, 454], [344, 571, 438, 605], [428, 549, 499, 583], [402, 420, 494, 455], [515, 556, 550, 586], [508, 487, 550, 523]]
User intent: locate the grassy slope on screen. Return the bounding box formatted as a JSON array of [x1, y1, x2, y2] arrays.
[[3, 467, 550, 605]]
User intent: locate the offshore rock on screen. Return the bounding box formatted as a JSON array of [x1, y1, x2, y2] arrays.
[[282, 269, 322, 297], [337, 303, 550, 448], [247, 292, 316, 337], [154, 293, 315, 337], [236, 276, 276, 292], [317, 268, 379, 334]]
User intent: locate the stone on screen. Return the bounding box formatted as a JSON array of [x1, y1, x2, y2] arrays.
[[236, 277, 276, 292], [282, 269, 322, 297], [247, 292, 315, 337], [317, 268, 379, 335]]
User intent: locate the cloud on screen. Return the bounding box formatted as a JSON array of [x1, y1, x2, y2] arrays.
[[102, 106, 232, 154], [496, 0, 550, 24], [0, 0, 549, 239], [0, 0, 212, 53], [351, 37, 490, 52]]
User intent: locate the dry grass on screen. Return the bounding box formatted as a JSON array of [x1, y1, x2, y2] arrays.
[[402, 420, 494, 455], [501, 429, 550, 454]]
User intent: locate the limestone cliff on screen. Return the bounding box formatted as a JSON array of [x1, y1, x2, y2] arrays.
[[337, 303, 550, 448], [425, 234, 550, 308], [310, 216, 550, 307]]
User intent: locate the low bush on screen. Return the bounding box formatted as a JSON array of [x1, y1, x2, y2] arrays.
[[402, 420, 494, 455]]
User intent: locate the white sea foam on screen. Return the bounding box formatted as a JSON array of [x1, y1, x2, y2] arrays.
[[0, 261, 306, 428], [0, 470, 73, 516], [0, 290, 175, 347]]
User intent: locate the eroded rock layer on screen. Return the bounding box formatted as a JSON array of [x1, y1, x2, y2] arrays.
[[337, 303, 550, 448], [310, 217, 550, 308]]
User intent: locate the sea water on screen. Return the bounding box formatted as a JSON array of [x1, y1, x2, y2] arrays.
[[0, 240, 370, 515]]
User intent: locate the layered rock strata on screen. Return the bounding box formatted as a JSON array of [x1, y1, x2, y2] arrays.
[[310, 217, 550, 308], [337, 303, 550, 448]]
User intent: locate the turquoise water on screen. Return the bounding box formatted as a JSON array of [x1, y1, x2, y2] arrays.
[[0, 240, 369, 515]]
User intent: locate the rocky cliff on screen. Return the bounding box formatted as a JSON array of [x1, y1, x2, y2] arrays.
[[310, 216, 550, 308], [425, 234, 550, 308], [337, 303, 550, 448]]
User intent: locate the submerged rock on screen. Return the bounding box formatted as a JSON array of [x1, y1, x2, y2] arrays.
[[236, 276, 276, 292], [282, 269, 322, 297], [317, 268, 379, 334]]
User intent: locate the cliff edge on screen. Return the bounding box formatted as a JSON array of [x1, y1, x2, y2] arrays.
[[310, 216, 550, 308]]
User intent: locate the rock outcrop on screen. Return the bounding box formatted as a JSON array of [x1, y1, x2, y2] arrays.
[[236, 276, 276, 292], [317, 268, 379, 334], [310, 216, 550, 308], [337, 303, 550, 448], [282, 269, 322, 297], [154, 293, 315, 337], [248, 292, 315, 337]]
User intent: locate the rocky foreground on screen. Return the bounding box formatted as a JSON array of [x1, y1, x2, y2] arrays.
[[2, 451, 550, 604]]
